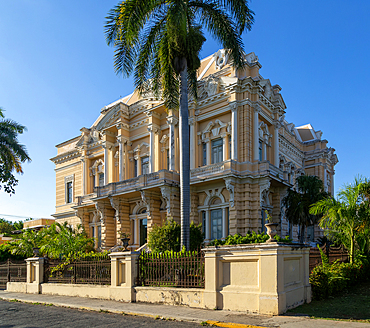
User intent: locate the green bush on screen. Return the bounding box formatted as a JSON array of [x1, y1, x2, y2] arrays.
[[310, 259, 369, 300], [148, 220, 204, 252], [209, 232, 292, 246]]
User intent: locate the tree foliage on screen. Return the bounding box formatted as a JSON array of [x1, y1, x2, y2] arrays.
[[0, 218, 23, 235], [7, 222, 94, 259], [0, 108, 31, 194], [148, 220, 204, 252], [282, 175, 328, 243], [310, 177, 370, 263]]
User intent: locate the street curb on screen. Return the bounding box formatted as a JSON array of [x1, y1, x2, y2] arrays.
[[206, 320, 269, 328], [0, 296, 270, 327]]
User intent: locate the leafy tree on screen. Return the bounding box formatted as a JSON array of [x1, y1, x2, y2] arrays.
[[148, 220, 203, 252], [282, 175, 328, 243], [8, 222, 94, 259], [310, 177, 370, 263], [0, 218, 23, 234], [0, 108, 31, 194], [105, 0, 254, 249], [39, 222, 94, 259]]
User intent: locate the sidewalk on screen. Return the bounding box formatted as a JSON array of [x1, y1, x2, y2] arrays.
[[0, 290, 368, 328]]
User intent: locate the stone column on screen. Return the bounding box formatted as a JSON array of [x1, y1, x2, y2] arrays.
[[206, 140, 211, 165], [273, 121, 280, 167], [189, 117, 196, 169], [117, 136, 126, 181], [205, 210, 211, 240], [148, 125, 155, 173], [222, 207, 227, 239], [222, 133, 228, 161], [230, 103, 238, 160], [253, 104, 261, 162], [167, 117, 177, 171], [103, 142, 109, 185]]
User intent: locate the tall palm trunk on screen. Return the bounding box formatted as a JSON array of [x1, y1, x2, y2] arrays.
[[179, 61, 190, 250]]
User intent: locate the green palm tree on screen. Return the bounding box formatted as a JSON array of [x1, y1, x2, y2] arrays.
[[105, 0, 254, 249], [310, 177, 370, 263], [0, 108, 31, 193], [282, 175, 328, 243]]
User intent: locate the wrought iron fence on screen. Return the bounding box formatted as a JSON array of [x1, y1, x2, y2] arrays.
[[309, 243, 349, 272], [0, 259, 27, 289], [44, 256, 111, 285], [137, 250, 205, 288]]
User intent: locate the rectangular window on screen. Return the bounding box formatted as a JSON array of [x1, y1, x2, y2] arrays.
[[307, 225, 315, 242], [98, 173, 104, 186], [261, 210, 267, 233], [66, 182, 73, 203], [202, 143, 207, 166], [229, 135, 232, 159], [259, 141, 263, 161], [211, 209, 223, 240], [141, 156, 149, 175], [202, 211, 206, 234], [134, 159, 138, 177], [167, 149, 169, 170], [97, 225, 102, 248], [211, 138, 223, 164]]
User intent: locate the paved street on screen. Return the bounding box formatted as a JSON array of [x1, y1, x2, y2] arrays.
[[0, 300, 197, 328]]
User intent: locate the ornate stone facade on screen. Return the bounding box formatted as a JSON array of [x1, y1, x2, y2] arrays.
[[51, 49, 338, 249]]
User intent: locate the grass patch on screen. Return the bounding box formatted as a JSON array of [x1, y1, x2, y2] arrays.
[[288, 280, 370, 323]]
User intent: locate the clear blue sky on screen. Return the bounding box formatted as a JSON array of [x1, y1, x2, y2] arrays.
[[0, 1, 369, 221]]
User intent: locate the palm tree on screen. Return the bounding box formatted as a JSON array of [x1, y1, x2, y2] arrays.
[[105, 0, 254, 249], [310, 177, 370, 263], [0, 108, 31, 193], [282, 175, 328, 243]]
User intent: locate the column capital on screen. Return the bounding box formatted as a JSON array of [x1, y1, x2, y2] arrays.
[[167, 116, 178, 126], [253, 103, 262, 113], [272, 120, 282, 129], [116, 135, 129, 144], [229, 102, 238, 113], [189, 117, 196, 126], [147, 124, 159, 134]]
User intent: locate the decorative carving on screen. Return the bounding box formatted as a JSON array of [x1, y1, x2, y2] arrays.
[[90, 159, 104, 176], [109, 197, 120, 222], [253, 103, 261, 113], [245, 52, 259, 64], [224, 179, 235, 208], [204, 188, 225, 206], [214, 49, 229, 69], [160, 186, 174, 216], [140, 191, 151, 217], [259, 180, 271, 204]]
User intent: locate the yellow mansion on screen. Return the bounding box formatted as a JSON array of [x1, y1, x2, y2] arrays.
[[51, 49, 338, 249]]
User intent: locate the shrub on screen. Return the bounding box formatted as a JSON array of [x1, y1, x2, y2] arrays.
[[209, 232, 292, 246], [148, 220, 204, 252], [309, 257, 370, 300]]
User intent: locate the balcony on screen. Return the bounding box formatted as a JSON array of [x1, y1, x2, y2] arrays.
[[190, 160, 236, 182], [94, 169, 180, 198]]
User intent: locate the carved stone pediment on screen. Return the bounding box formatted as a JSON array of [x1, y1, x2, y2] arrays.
[[198, 75, 220, 100]]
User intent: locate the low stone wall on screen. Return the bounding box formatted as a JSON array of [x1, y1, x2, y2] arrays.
[[134, 287, 205, 308], [6, 243, 311, 315]]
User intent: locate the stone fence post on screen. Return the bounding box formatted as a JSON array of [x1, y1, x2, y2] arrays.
[[109, 251, 139, 302], [25, 257, 45, 294]]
